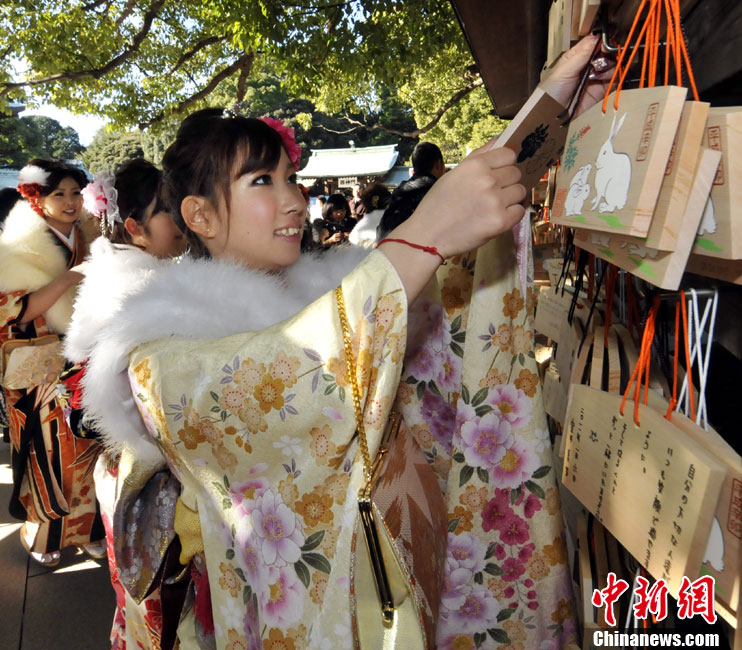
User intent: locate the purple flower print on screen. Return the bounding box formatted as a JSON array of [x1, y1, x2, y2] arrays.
[[442, 583, 502, 634], [485, 384, 532, 430], [234, 528, 268, 591], [421, 390, 456, 451], [435, 347, 463, 393], [407, 299, 452, 362], [251, 489, 303, 566], [446, 532, 487, 574], [406, 346, 439, 383], [441, 558, 474, 610], [460, 411, 514, 470]]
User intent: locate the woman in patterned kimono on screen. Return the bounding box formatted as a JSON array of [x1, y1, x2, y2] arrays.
[[81, 36, 608, 649], [65, 158, 187, 650], [0, 159, 105, 566]]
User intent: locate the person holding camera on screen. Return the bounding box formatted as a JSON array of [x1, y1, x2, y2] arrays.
[[314, 192, 355, 247]]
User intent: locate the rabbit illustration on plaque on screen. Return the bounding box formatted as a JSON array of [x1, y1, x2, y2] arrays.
[[703, 516, 725, 572], [621, 241, 659, 259], [590, 112, 632, 213], [565, 163, 592, 216], [697, 196, 717, 236]]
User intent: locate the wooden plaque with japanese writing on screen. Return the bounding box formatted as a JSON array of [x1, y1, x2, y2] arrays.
[[563, 385, 726, 598]]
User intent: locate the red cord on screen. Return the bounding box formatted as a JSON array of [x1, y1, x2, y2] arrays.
[[377, 238, 446, 264]]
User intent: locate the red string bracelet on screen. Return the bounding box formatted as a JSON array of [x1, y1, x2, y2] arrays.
[[377, 238, 446, 264]]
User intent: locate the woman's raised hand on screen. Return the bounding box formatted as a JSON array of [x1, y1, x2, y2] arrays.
[[378, 146, 526, 304], [393, 145, 527, 260]]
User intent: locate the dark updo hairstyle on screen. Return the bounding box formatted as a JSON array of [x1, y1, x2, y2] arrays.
[[27, 158, 88, 195], [106, 158, 168, 245], [161, 108, 286, 258], [361, 183, 391, 213], [322, 193, 350, 221]]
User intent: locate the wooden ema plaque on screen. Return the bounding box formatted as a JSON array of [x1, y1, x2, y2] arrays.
[[551, 86, 687, 237], [496, 87, 570, 192], [563, 385, 726, 598], [670, 415, 742, 627], [572, 147, 721, 289], [692, 108, 742, 260]]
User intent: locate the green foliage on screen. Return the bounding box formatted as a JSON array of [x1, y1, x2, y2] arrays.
[[82, 130, 147, 174], [0, 115, 83, 167], [0, 1, 508, 160]]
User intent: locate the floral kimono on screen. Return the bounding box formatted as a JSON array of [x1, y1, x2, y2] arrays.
[[90, 235, 577, 650], [0, 200, 103, 553], [65, 237, 184, 650]]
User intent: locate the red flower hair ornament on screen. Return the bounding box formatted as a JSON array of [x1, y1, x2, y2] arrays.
[[17, 164, 50, 216], [258, 116, 302, 168]]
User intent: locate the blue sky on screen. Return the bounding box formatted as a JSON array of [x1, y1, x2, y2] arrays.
[[19, 104, 106, 147]]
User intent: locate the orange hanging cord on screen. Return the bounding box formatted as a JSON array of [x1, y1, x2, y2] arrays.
[[680, 292, 696, 420], [620, 295, 660, 426], [602, 0, 699, 112]]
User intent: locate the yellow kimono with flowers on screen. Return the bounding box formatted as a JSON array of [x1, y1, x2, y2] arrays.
[[128, 240, 577, 650], [129, 252, 408, 650]]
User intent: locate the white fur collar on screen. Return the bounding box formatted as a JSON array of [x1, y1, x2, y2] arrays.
[[76, 244, 372, 466], [0, 201, 97, 333]]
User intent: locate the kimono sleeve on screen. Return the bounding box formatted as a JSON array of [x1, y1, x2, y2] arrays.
[[128, 250, 408, 482], [0, 290, 28, 331]]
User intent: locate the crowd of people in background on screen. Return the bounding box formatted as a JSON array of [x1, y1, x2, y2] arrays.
[[0, 35, 608, 650]]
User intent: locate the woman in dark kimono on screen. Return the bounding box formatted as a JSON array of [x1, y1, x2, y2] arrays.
[[0, 159, 105, 566]]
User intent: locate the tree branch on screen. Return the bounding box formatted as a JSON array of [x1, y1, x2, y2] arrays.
[[82, 0, 109, 11], [316, 79, 484, 138], [167, 35, 227, 75], [139, 52, 255, 129], [0, 0, 165, 100], [116, 0, 138, 29]]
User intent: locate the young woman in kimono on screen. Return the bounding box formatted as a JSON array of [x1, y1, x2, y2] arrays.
[[82, 36, 609, 650], [0, 159, 105, 566], [64, 158, 187, 650]]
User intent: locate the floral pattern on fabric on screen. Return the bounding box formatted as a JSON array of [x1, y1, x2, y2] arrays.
[[394, 240, 578, 649], [129, 253, 407, 650], [1, 287, 102, 553]]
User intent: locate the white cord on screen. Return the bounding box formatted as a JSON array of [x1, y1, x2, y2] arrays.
[[676, 289, 718, 430], [695, 289, 718, 429]]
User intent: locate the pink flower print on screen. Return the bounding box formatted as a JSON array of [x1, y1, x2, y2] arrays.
[[492, 439, 538, 489], [258, 565, 303, 628], [502, 557, 526, 582], [421, 390, 456, 451], [443, 583, 502, 634], [460, 411, 514, 470], [406, 346, 438, 382], [435, 348, 462, 393], [499, 512, 530, 545], [251, 490, 303, 566], [229, 478, 268, 516], [481, 489, 514, 532], [518, 542, 535, 563], [441, 558, 473, 610], [524, 493, 542, 518], [485, 385, 532, 430], [446, 532, 487, 574]]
